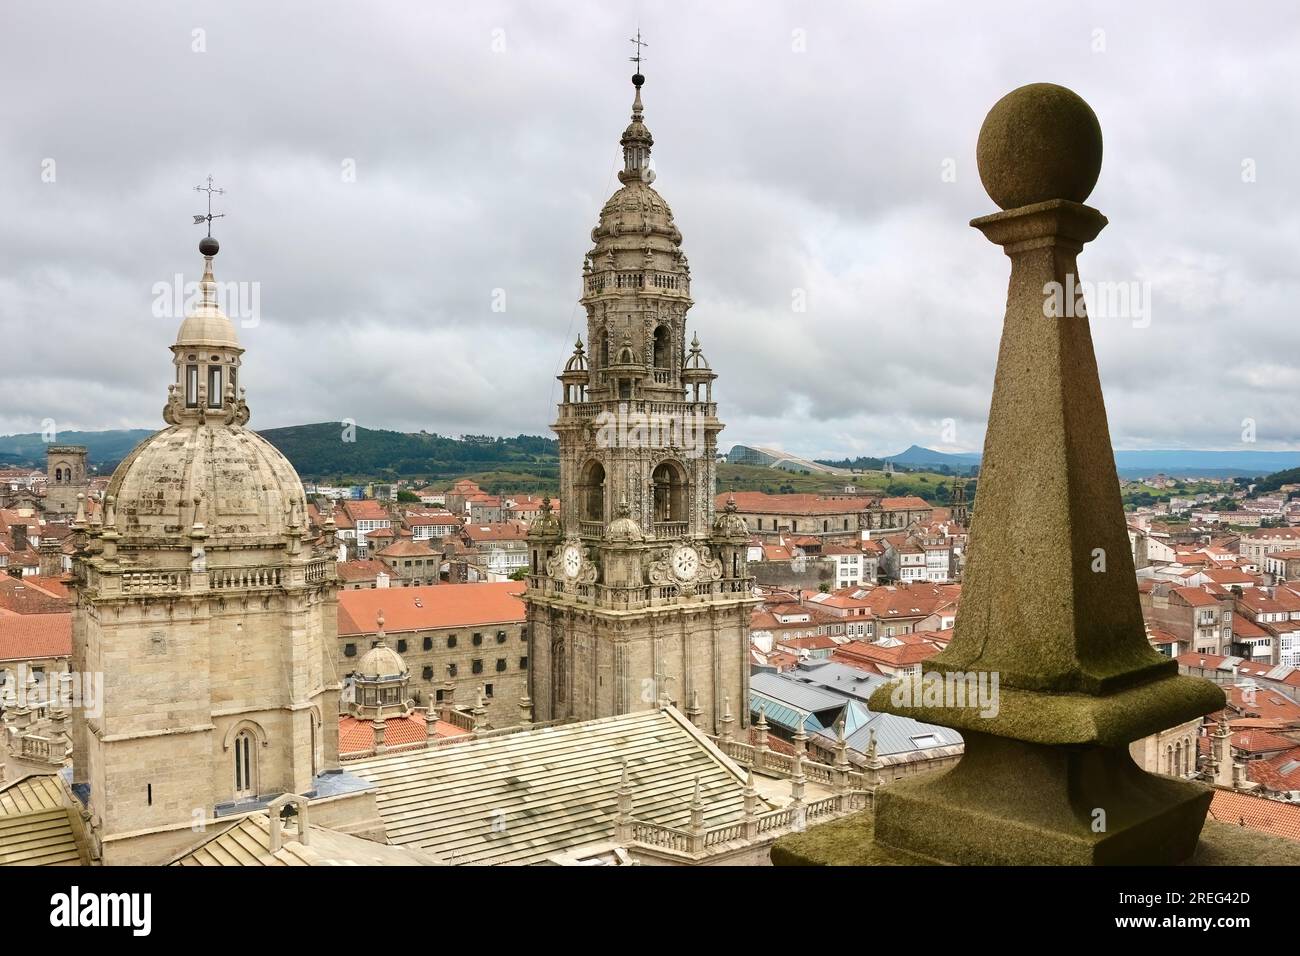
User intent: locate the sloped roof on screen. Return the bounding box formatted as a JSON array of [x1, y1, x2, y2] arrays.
[[0, 807, 84, 866], [347, 707, 755, 865], [0, 612, 71, 662], [0, 774, 68, 816], [170, 811, 439, 866], [1208, 789, 1300, 842], [338, 582, 524, 635]]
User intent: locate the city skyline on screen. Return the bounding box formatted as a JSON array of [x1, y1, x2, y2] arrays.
[[3, 1, 1299, 459]]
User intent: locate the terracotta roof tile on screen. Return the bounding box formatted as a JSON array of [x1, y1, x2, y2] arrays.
[[0, 613, 71, 662], [338, 582, 524, 636], [1208, 789, 1300, 842]]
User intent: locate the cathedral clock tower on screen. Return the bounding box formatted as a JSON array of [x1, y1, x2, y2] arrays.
[[525, 65, 756, 733]]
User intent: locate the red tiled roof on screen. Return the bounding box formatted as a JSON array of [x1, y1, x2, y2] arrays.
[[338, 582, 524, 636], [1208, 789, 1300, 842], [1171, 586, 1219, 608], [880, 496, 931, 511], [833, 637, 943, 669], [0, 575, 71, 615], [338, 712, 468, 755], [403, 511, 460, 527], [376, 539, 437, 558], [718, 492, 865, 517], [1229, 730, 1296, 755], [336, 559, 390, 583], [343, 500, 391, 522], [460, 522, 528, 542], [0, 612, 71, 662]]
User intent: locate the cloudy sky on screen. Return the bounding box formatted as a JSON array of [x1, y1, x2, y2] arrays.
[[2, 1, 1298, 459]]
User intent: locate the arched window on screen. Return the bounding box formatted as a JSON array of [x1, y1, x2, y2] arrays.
[[234, 730, 256, 799], [653, 325, 670, 369], [581, 460, 606, 522], [652, 461, 687, 525]]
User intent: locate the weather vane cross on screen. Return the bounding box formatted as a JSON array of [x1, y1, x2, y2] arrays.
[[192, 175, 226, 237], [629, 29, 647, 73]]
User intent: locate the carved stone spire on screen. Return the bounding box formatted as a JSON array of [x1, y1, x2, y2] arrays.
[[869, 83, 1223, 866]]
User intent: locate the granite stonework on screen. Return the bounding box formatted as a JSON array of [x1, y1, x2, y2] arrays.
[[785, 84, 1234, 866]]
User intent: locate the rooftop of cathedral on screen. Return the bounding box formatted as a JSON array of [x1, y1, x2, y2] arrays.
[[346, 706, 766, 865], [169, 811, 440, 867]]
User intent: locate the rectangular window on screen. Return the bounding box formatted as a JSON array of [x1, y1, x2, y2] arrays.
[[208, 365, 222, 407], [496, 658, 507, 672], [520, 656, 528, 670], [485, 683, 494, 698], [472, 659, 483, 675], [186, 365, 199, 407]]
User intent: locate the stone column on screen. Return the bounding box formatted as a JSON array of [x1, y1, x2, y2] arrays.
[[832, 723, 852, 808], [753, 706, 769, 772], [688, 775, 706, 854], [742, 768, 760, 840], [718, 695, 735, 743], [471, 687, 489, 732], [869, 84, 1223, 865], [614, 760, 634, 844]]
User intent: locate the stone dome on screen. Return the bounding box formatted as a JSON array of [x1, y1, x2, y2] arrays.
[[107, 422, 308, 543], [530, 498, 561, 538], [606, 507, 643, 542], [355, 641, 408, 682], [592, 181, 683, 250], [713, 495, 748, 539], [175, 307, 240, 350]]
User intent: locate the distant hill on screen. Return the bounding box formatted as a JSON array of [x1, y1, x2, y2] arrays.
[[0, 429, 153, 470], [0, 424, 558, 483], [259, 424, 557, 481], [1255, 466, 1300, 493], [883, 445, 982, 471], [860, 444, 1300, 480]]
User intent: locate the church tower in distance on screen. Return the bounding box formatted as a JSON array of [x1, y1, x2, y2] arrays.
[[525, 65, 756, 733]]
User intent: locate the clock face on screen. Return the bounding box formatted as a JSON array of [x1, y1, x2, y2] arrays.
[[671, 545, 700, 582], [562, 544, 583, 579]]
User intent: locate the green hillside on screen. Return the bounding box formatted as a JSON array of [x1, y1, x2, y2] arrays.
[[258, 423, 558, 482]]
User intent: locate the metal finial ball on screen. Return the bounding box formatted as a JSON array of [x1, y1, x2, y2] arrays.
[[198, 236, 220, 257], [632, 73, 645, 88], [976, 83, 1103, 210]]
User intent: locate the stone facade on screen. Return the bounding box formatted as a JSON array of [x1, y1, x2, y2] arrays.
[[525, 72, 756, 734], [44, 446, 88, 516], [69, 237, 351, 865]]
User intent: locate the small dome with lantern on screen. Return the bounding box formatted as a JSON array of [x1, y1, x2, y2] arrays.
[[348, 611, 413, 720], [713, 493, 749, 539], [106, 237, 309, 546], [606, 497, 643, 542]]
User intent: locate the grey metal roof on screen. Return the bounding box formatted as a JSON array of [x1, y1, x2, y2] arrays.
[[822, 710, 963, 757], [750, 670, 847, 714], [782, 660, 890, 701]]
